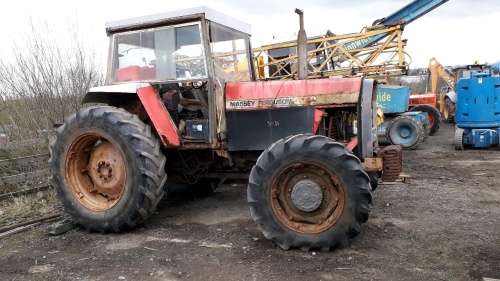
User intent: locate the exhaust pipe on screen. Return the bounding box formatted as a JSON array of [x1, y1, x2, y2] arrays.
[[295, 8, 307, 80]]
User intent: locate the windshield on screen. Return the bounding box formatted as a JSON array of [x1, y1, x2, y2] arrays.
[[210, 23, 252, 82], [110, 23, 207, 83]]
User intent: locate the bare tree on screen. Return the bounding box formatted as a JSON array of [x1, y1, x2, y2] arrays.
[[0, 17, 105, 141]]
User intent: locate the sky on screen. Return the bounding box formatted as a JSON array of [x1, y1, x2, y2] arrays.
[[1, 0, 499, 70]]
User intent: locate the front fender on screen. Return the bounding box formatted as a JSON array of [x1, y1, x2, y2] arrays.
[[82, 83, 150, 104], [445, 90, 457, 103], [83, 84, 180, 147]]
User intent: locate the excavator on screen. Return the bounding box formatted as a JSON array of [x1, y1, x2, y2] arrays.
[[408, 57, 456, 123]]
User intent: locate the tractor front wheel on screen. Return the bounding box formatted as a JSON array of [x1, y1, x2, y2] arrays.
[[248, 134, 372, 251], [49, 106, 166, 233]]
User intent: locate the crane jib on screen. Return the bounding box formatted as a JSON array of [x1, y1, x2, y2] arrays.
[[341, 0, 448, 52]]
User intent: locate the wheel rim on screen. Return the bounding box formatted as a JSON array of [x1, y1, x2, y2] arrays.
[[65, 133, 126, 211], [394, 125, 415, 144], [270, 161, 345, 234], [427, 113, 435, 127]]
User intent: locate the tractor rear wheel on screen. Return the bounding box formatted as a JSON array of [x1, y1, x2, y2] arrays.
[[410, 104, 441, 135], [443, 98, 455, 123], [49, 106, 166, 233], [387, 116, 424, 150], [247, 134, 372, 251], [454, 128, 465, 150]]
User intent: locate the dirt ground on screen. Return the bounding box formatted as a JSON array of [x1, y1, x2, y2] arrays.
[[1, 121, 499, 281]]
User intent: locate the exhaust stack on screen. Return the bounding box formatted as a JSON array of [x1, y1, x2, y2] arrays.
[[295, 8, 307, 80]]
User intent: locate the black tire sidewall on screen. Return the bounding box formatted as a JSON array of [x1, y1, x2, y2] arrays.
[[249, 135, 371, 250], [410, 104, 441, 135], [50, 106, 165, 231]]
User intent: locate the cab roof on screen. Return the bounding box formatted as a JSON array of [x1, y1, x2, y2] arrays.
[[105, 6, 251, 36]]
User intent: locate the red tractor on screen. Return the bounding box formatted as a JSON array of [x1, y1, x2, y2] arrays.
[[49, 7, 402, 251]]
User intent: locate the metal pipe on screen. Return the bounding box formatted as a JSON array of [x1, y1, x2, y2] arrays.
[[0, 214, 61, 233], [295, 8, 307, 80]]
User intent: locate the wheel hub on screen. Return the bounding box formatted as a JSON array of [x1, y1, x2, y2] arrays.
[[291, 179, 323, 212], [400, 128, 410, 138], [270, 162, 344, 234], [65, 134, 126, 212], [88, 141, 126, 198]]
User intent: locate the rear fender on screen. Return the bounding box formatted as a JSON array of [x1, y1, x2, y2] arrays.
[[83, 84, 180, 147]]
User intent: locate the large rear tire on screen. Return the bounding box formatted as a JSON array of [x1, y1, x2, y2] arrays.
[[248, 134, 372, 251], [49, 106, 166, 233], [387, 116, 424, 150], [410, 104, 441, 135]]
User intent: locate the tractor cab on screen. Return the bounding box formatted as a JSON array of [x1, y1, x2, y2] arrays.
[[105, 6, 255, 85], [84, 7, 256, 147]]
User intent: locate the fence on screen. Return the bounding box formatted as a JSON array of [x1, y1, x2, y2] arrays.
[[0, 154, 51, 200], [1, 139, 47, 150]]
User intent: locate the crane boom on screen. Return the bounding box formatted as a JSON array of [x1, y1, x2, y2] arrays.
[[343, 0, 448, 52], [381, 0, 448, 25], [254, 0, 448, 80]]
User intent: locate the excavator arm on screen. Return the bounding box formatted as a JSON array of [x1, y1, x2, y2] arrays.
[[429, 57, 455, 93], [427, 57, 457, 121]]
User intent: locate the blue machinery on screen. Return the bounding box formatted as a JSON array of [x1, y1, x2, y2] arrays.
[[454, 70, 500, 150], [377, 85, 430, 149]]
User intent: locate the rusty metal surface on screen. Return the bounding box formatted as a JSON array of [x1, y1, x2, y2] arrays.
[[378, 145, 403, 182], [363, 157, 384, 172], [225, 77, 363, 111], [65, 133, 126, 212], [270, 161, 344, 234], [0, 214, 60, 234], [88, 141, 126, 201]]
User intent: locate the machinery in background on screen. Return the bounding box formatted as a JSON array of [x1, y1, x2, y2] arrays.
[[406, 57, 449, 132], [253, 0, 448, 79], [454, 68, 500, 150], [421, 57, 494, 123], [426, 57, 457, 122], [377, 85, 430, 149], [252, 1, 447, 137]]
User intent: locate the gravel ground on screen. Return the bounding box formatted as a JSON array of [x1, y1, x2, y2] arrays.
[[0, 122, 499, 281]]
